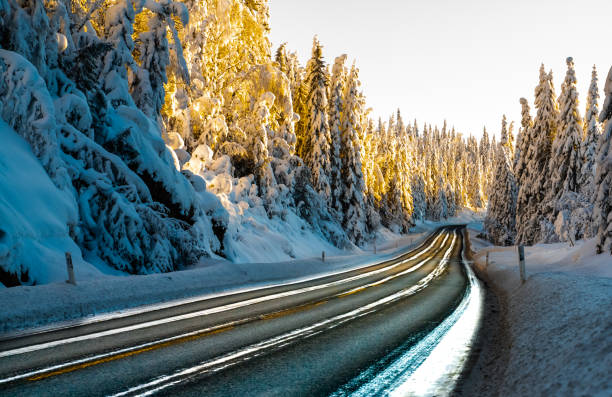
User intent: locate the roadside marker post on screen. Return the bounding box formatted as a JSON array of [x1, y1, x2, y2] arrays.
[[322, 251, 325, 262], [486, 251, 489, 267], [518, 245, 526, 284], [65, 252, 76, 285]]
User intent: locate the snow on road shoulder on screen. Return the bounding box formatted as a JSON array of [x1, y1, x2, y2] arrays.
[[468, 232, 612, 396]]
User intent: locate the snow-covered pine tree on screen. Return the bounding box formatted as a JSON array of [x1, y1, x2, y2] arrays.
[[484, 116, 518, 246], [328, 54, 348, 218], [516, 65, 559, 245], [479, 127, 491, 200], [544, 57, 583, 241], [339, 64, 368, 243], [398, 119, 414, 221], [500, 114, 510, 151], [275, 42, 289, 74], [362, 119, 384, 230], [580, 65, 602, 201], [514, 98, 533, 181], [593, 66, 612, 254], [466, 136, 483, 208], [302, 37, 332, 202], [507, 120, 515, 159], [381, 135, 407, 230], [131, 0, 189, 119]]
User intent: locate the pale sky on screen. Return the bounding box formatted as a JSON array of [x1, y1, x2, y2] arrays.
[[269, 0, 612, 138]]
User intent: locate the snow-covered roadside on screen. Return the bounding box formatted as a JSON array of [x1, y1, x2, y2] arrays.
[[0, 226, 410, 334], [462, 231, 612, 396], [0, 211, 483, 334]]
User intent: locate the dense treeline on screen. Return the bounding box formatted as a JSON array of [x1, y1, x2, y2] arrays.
[[485, 58, 612, 255], [0, 0, 493, 284]]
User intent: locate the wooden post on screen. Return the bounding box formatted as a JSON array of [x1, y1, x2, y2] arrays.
[[486, 251, 489, 267], [322, 251, 325, 262], [518, 245, 526, 284], [65, 252, 76, 285]]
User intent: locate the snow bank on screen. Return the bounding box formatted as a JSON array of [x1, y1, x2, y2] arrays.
[[0, 121, 101, 285], [466, 232, 612, 396]]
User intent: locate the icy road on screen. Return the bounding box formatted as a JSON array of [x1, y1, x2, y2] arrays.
[[0, 226, 483, 396]]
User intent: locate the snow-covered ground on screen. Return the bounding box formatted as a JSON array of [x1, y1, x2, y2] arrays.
[[0, 121, 105, 285], [465, 229, 612, 396]]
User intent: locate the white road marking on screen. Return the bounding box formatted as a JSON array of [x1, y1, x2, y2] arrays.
[[0, 230, 435, 342], [108, 232, 458, 397], [331, 229, 484, 397], [0, 232, 447, 359]]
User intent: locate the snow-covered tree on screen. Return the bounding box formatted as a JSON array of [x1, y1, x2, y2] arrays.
[[593, 66, 612, 254], [580, 65, 602, 201], [302, 37, 332, 201], [328, 54, 348, 218], [131, 0, 189, 119], [514, 97, 533, 182], [479, 127, 492, 199], [484, 116, 518, 246], [544, 57, 583, 238], [339, 64, 368, 243], [516, 65, 559, 245]]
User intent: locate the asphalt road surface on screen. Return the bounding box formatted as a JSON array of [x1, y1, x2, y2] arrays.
[[0, 225, 474, 396]]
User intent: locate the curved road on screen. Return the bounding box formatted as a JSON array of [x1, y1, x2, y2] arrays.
[[0, 225, 478, 396]]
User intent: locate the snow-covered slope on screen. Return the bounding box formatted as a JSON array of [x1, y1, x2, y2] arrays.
[[0, 121, 102, 285]]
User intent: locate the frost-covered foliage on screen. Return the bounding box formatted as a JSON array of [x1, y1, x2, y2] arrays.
[[339, 64, 368, 243], [301, 37, 332, 202], [496, 59, 608, 254], [594, 66, 612, 255], [514, 98, 533, 185], [545, 57, 582, 230], [0, 0, 223, 284], [580, 66, 601, 202], [516, 65, 559, 245], [328, 54, 347, 218], [553, 191, 593, 244], [484, 117, 518, 246]]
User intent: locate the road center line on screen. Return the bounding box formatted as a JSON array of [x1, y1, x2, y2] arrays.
[[0, 232, 453, 386], [108, 232, 458, 397]]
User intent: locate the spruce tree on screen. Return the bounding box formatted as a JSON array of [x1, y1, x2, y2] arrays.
[[275, 43, 288, 74], [340, 64, 367, 243], [580, 65, 602, 200], [545, 57, 583, 234], [593, 66, 612, 254], [479, 127, 491, 199], [507, 121, 515, 159], [484, 116, 518, 245], [516, 65, 559, 244], [302, 37, 332, 202], [328, 54, 348, 218], [514, 98, 533, 181]]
